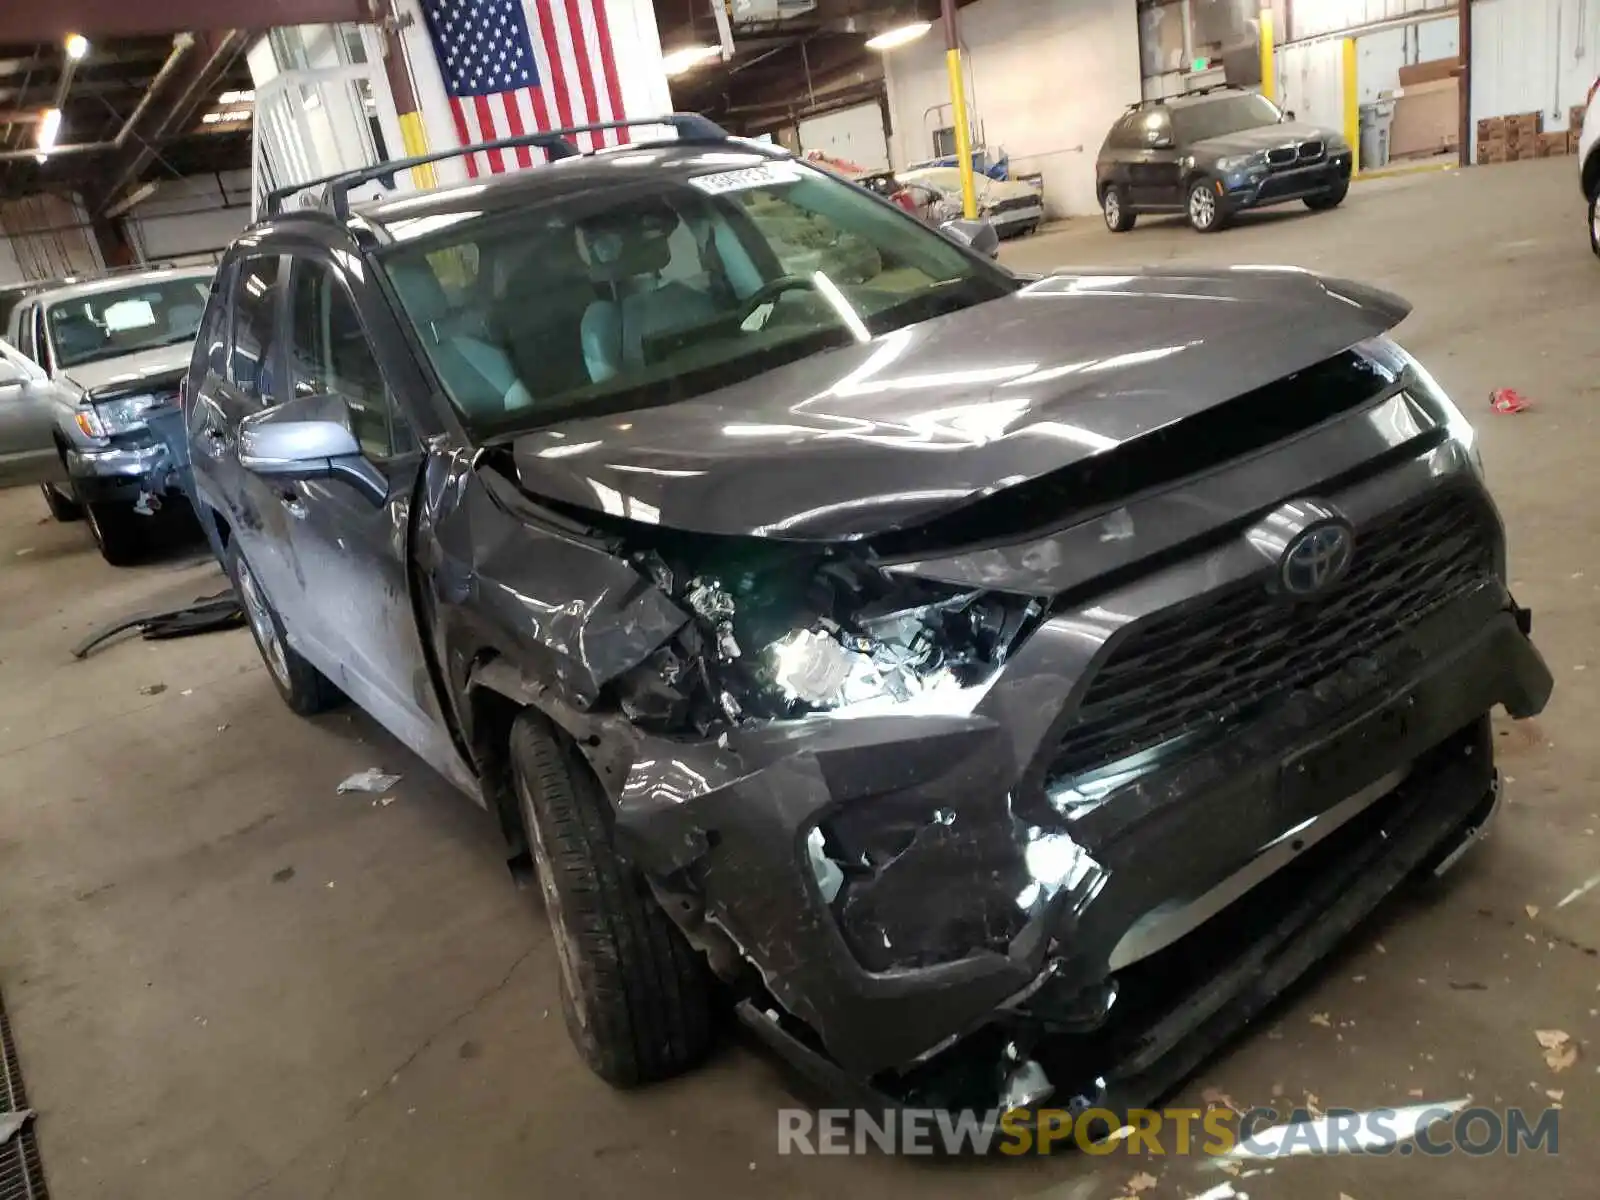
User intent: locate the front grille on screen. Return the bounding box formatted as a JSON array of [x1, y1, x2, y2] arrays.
[[1049, 488, 1498, 782], [1298, 140, 1326, 162], [1266, 146, 1296, 166]]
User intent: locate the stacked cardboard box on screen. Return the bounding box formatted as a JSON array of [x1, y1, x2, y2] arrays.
[[1571, 104, 1588, 154], [1503, 112, 1543, 161], [1536, 131, 1570, 157], [1476, 115, 1505, 163]]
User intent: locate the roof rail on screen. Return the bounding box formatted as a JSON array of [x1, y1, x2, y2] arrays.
[[1125, 82, 1239, 110], [263, 112, 732, 220]]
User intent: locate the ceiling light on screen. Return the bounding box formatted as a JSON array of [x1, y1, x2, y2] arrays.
[[661, 45, 720, 77], [202, 112, 222, 124], [35, 153, 48, 165], [64, 33, 89, 60], [866, 21, 933, 51], [36, 107, 61, 151], [218, 89, 255, 106]]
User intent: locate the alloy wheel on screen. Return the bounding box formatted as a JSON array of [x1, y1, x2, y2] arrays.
[[1190, 185, 1216, 229], [1104, 191, 1120, 229], [235, 557, 291, 689]]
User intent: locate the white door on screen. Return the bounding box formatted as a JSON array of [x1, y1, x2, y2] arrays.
[[799, 102, 892, 172]]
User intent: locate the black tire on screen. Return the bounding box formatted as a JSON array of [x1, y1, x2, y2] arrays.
[[1102, 185, 1136, 233], [1589, 192, 1600, 260], [223, 539, 342, 715], [83, 500, 146, 566], [40, 481, 82, 522], [1186, 177, 1230, 232], [510, 711, 713, 1086], [1304, 182, 1349, 211]]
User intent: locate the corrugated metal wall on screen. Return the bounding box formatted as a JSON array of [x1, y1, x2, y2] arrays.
[[1472, 0, 1598, 148]]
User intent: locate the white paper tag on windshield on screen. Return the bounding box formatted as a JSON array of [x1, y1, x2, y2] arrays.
[[688, 162, 803, 195]]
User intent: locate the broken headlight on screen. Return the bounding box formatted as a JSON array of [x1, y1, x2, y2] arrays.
[[614, 547, 1041, 732]]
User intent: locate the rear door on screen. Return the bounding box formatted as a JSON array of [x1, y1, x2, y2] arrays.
[[273, 249, 464, 782], [0, 339, 63, 486]]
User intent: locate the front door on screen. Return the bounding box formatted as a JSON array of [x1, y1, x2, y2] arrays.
[[1129, 112, 1183, 208], [273, 252, 469, 789], [0, 339, 65, 487], [189, 254, 308, 625]]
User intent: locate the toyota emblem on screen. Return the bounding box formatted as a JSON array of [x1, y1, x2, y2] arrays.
[[1279, 522, 1355, 596]]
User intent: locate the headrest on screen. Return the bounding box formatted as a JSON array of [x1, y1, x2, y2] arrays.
[[579, 201, 678, 282], [387, 260, 453, 329]]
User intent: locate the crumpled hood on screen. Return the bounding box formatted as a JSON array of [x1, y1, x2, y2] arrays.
[[58, 342, 193, 398], [510, 266, 1409, 540], [1192, 120, 1345, 156]]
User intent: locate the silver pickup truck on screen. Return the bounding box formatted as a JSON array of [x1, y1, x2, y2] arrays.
[[4, 266, 214, 564]]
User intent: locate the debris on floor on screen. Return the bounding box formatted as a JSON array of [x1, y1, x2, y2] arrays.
[[1536, 1029, 1578, 1072], [1557, 873, 1600, 908], [337, 769, 402, 795], [72, 588, 245, 659], [1490, 387, 1534, 413], [138, 683, 167, 696], [0, 1108, 35, 1146]]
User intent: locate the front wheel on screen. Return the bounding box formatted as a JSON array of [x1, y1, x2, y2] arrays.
[[1304, 182, 1349, 211], [83, 500, 146, 566], [511, 711, 714, 1086], [41, 481, 82, 522], [1187, 178, 1230, 232], [224, 539, 342, 715], [1589, 192, 1600, 260]]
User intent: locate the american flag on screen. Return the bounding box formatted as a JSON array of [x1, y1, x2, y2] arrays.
[[418, 0, 630, 175]]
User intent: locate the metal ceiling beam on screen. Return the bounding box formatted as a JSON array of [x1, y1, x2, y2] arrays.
[[0, 0, 364, 42], [90, 28, 250, 208]]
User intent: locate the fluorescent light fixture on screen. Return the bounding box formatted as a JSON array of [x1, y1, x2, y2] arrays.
[[35, 153, 48, 165], [661, 45, 720, 77], [218, 89, 255, 105], [36, 107, 61, 151], [866, 21, 932, 51], [64, 33, 89, 60]]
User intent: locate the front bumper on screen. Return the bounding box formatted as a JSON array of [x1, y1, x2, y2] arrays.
[[1225, 151, 1353, 209], [65, 431, 170, 506], [987, 204, 1044, 236]]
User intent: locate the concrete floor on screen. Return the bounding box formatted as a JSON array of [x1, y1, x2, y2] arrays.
[[0, 157, 1594, 1199]]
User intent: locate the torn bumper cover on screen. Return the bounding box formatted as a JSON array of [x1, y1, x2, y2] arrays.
[[618, 589, 1548, 1083]]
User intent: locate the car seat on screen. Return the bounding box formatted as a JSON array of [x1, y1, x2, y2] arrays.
[[494, 226, 596, 398], [578, 201, 721, 384], [387, 260, 533, 417]]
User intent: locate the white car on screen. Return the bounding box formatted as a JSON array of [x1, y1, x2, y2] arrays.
[[1581, 79, 1600, 257]]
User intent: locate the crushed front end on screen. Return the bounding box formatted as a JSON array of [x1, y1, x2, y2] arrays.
[[499, 338, 1552, 1116]]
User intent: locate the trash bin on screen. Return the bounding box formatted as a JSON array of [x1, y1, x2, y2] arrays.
[[1360, 101, 1395, 170]]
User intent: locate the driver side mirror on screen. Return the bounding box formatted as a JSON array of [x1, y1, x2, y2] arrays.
[[0, 358, 27, 390], [238, 392, 385, 505]]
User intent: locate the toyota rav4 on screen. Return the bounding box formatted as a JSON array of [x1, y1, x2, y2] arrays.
[[186, 115, 1550, 1119]]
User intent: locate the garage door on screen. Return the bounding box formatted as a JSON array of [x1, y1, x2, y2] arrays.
[[798, 102, 891, 172]]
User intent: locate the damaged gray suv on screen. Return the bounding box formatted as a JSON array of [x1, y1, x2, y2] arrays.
[[188, 116, 1551, 1119]]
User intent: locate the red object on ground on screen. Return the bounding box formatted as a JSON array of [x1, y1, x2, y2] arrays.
[[891, 190, 918, 213], [1490, 388, 1533, 413]]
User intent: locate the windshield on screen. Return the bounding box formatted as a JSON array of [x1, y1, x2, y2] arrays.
[[378, 159, 1015, 434], [45, 276, 212, 370], [1171, 93, 1283, 142]]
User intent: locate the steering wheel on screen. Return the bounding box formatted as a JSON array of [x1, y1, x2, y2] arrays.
[[738, 275, 817, 321]]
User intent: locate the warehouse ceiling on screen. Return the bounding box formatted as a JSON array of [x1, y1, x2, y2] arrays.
[[0, 0, 973, 207]]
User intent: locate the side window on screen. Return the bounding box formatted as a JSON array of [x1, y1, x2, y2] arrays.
[[29, 305, 47, 368], [1108, 114, 1142, 150], [192, 265, 233, 381], [229, 255, 283, 398], [287, 259, 396, 460]]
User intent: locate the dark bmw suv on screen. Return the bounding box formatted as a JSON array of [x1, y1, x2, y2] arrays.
[[1097, 87, 1354, 233]]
